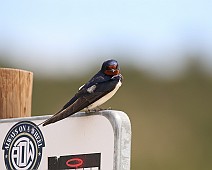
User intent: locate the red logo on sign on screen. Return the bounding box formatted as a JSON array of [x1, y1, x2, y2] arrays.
[[66, 158, 83, 168]]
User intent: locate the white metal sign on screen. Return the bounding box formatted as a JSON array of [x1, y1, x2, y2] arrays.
[[0, 110, 131, 170]]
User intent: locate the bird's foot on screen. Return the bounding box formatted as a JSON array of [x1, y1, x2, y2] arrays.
[[85, 106, 103, 113], [85, 106, 112, 113], [85, 109, 92, 113], [91, 107, 103, 112], [96, 106, 105, 111], [85, 108, 99, 113]]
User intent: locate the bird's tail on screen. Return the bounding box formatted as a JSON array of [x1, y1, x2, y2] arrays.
[[37, 108, 77, 127], [37, 114, 56, 126], [42, 112, 66, 126], [37, 117, 54, 127]]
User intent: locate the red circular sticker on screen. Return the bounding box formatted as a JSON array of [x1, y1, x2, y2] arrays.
[[66, 158, 83, 168]]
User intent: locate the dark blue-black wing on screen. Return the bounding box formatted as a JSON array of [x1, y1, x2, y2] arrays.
[[41, 75, 121, 126]]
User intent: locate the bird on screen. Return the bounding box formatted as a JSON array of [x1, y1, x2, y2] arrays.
[[39, 59, 123, 126]]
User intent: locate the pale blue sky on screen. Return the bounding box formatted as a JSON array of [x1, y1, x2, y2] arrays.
[[0, 0, 212, 77]]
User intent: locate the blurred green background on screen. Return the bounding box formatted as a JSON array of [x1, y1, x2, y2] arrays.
[[2, 58, 212, 170]]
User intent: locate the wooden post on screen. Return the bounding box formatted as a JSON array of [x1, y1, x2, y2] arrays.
[[0, 68, 33, 119]]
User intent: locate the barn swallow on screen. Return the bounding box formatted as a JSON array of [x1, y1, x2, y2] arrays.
[[39, 59, 123, 126]]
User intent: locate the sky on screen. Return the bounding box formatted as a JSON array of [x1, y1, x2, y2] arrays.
[[0, 0, 212, 78]]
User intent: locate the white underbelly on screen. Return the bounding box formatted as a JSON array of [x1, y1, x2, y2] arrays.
[[87, 80, 122, 110]]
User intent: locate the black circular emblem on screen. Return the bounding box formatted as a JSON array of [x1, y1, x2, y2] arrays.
[[2, 121, 45, 170]]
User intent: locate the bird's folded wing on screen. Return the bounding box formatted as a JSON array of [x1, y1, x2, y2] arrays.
[[40, 80, 118, 126]]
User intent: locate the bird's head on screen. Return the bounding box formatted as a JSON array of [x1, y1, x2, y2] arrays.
[[101, 59, 120, 76]]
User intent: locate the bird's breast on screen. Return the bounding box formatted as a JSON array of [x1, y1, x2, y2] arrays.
[[87, 80, 122, 110]]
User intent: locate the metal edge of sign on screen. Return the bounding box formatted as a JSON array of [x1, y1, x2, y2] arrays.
[[100, 110, 131, 170], [0, 110, 131, 170]]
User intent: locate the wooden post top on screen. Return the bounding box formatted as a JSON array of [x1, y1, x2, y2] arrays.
[[0, 68, 33, 119]]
